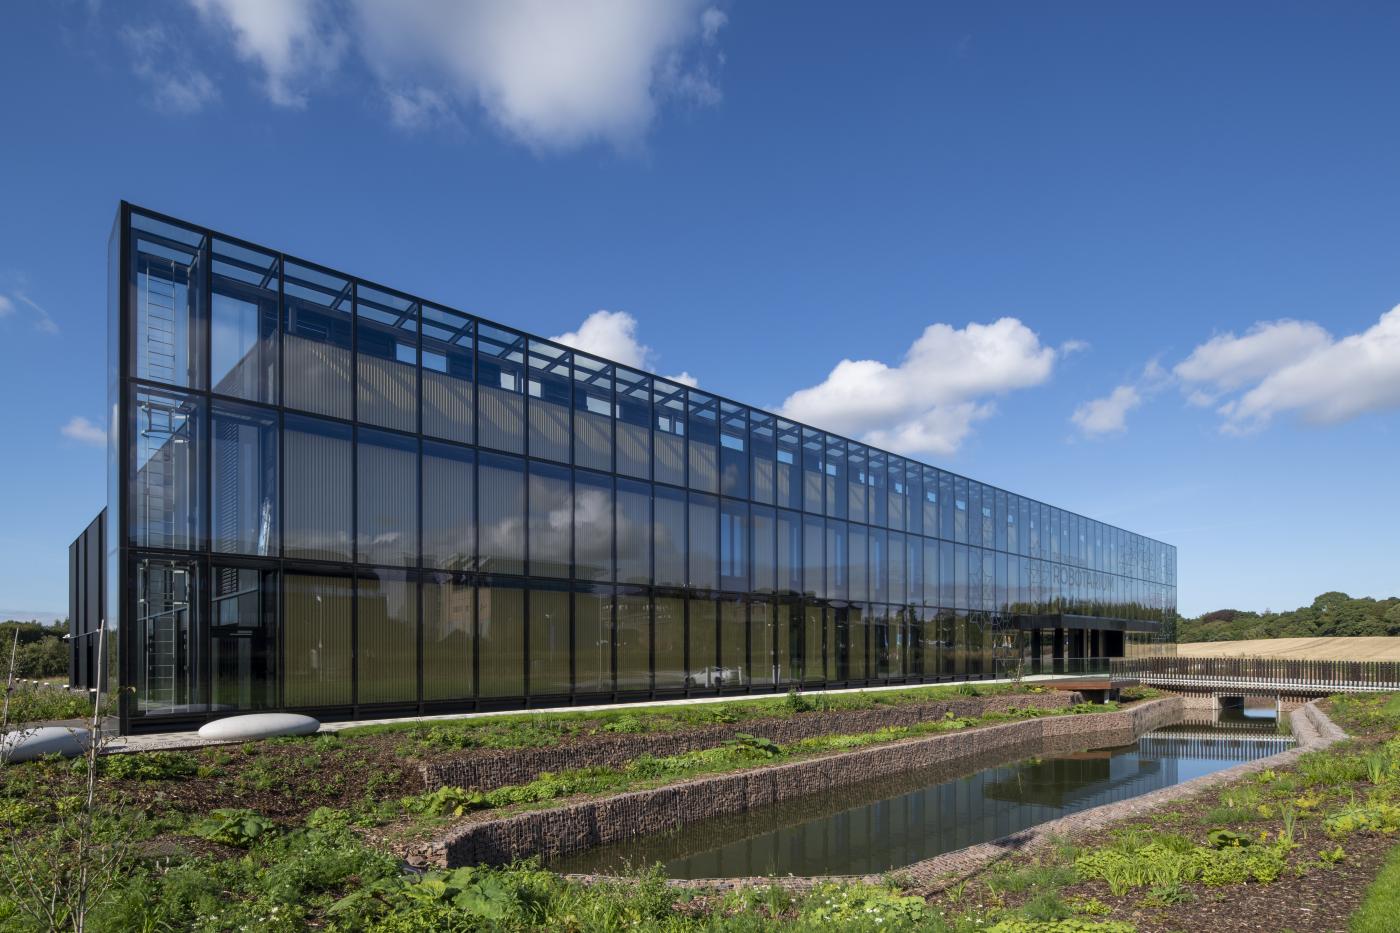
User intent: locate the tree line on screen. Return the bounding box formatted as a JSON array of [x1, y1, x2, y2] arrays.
[[1175, 591, 1400, 643], [0, 619, 68, 679]]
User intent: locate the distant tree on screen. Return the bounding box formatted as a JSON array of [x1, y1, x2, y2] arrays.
[[1177, 592, 1400, 643]]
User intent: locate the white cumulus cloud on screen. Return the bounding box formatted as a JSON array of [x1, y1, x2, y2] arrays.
[[779, 318, 1061, 457], [1221, 306, 1400, 432], [550, 310, 697, 385], [1172, 319, 1330, 405], [121, 23, 220, 114], [187, 0, 346, 108], [1071, 385, 1141, 436], [61, 417, 106, 447]]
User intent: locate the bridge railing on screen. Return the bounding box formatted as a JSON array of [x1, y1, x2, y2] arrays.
[[1111, 656, 1400, 692]]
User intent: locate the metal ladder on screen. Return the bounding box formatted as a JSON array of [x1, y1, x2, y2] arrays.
[[142, 257, 179, 383]]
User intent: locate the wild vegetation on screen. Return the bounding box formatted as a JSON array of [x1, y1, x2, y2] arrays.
[[0, 621, 68, 680], [1175, 591, 1400, 643]]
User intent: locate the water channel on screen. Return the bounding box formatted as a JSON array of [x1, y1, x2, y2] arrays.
[[551, 710, 1294, 879]]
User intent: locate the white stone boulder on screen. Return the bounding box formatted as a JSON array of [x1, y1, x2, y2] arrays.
[[197, 713, 320, 742], [1, 726, 92, 763]]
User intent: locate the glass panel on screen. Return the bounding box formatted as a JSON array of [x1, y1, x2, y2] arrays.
[[528, 460, 571, 578], [803, 603, 823, 683], [802, 514, 823, 598], [614, 367, 651, 479], [924, 537, 940, 605], [529, 587, 570, 695], [210, 566, 277, 710], [576, 588, 613, 694], [849, 524, 869, 602], [847, 443, 868, 523], [749, 412, 775, 505], [616, 591, 651, 691], [922, 467, 938, 535], [653, 486, 686, 587], [357, 428, 418, 568], [801, 427, 823, 514], [954, 476, 968, 543], [939, 471, 954, 541], [134, 557, 204, 714], [890, 532, 907, 605], [751, 505, 775, 594], [528, 341, 571, 462], [283, 260, 352, 419], [284, 573, 352, 707], [906, 463, 922, 535], [654, 595, 685, 690], [825, 602, 838, 681], [750, 599, 776, 686], [687, 391, 718, 493], [869, 450, 887, 527], [423, 573, 473, 701], [573, 354, 613, 472], [131, 387, 205, 550], [575, 470, 613, 582], [357, 570, 417, 704], [130, 212, 206, 389], [422, 441, 474, 571], [356, 284, 418, 433], [478, 452, 526, 575], [907, 535, 923, 607], [776, 509, 801, 595], [847, 604, 867, 681], [719, 403, 748, 499], [283, 414, 352, 562], [719, 499, 748, 592], [477, 323, 526, 453], [826, 520, 847, 600], [720, 598, 746, 687], [871, 529, 888, 603], [653, 380, 686, 486], [616, 478, 651, 585], [210, 238, 278, 402], [778, 601, 802, 684], [825, 436, 846, 519], [688, 492, 718, 590], [687, 597, 717, 687], [211, 401, 277, 556], [478, 585, 524, 697], [887, 457, 906, 532], [775, 420, 801, 510], [421, 303, 473, 444]]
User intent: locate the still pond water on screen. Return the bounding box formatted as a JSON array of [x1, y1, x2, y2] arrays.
[[551, 710, 1292, 879]]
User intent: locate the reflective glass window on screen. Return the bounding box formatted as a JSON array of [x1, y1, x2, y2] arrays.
[[869, 450, 887, 527], [576, 587, 613, 694], [211, 400, 275, 556], [802, 514, 824, 598], [825, 436, 846, 519], [283, 261, 352, 419], [847, 443, 868, 523], [654, 595, 685, 689], [749, 412, 775, 505], [575, 469, 613, 582], [357, 428, 418, 568], [804, 603, 824, 683], [527, 341, 571, 462], [478, 584, 524, 697], [131, 387, 205, 550], [719, 499, 748, 592], [614, 367, 651, 479], [654, 485, 687, 586], [750, 599, 776, 686], [421, 304, 473, 444], [939, 471, 954, 540], [849, 524, 869, 602], [776, 509, 802, 595], [889, 532, 907, 605], [210, 238, 278, 402], [653, 380, 686, 486], [528, 460, 571, 578], [283, 573, 352, 707], [477, 323, 526, 454], [573, 354, 613, 472], [720, 598, 747, 687], [688, 597, 717, 685], [847, 604, 867, 681], [719, 402, 749, 499], [356, 284, 418, 432], [954, 476, 968, 543], [283, 414, 351, 562], [130, 212, 206, 389], [906, 463, 923, 535], [887, 457, 906, 532], [616, 590, 650, 691], [923, 537, 940, 605], [133, 557, 205, 714], [871, 529, 888, 603], [687, 391, 718, 493], [423, 573, 473, 701], [751, 504, 776, 594], [422, 441, 474, 571], [529, 586, 570, 695], [775, 420, 801, 510], [616, 478, 651, 584], [357, 570, 417, 704], [826, 520, 848, 600], [922, 467, 938, 534], [801, 427, 824, 513], [688, 492, 718, 590], [478, 452, 525, 575], [211, 566, 276, 710]]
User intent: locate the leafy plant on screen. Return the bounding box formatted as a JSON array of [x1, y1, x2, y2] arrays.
[[726, 732, 781, 757], [1318, 845, 1346, 867], [101, 751, 197, 781], [190, 808, 278, 847]]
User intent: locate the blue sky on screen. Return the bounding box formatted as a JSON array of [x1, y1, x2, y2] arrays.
[[2, 1, 1398, 621]]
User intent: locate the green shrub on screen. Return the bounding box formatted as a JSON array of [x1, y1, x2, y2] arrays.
[[797, 883, 931, 925], [190, 808, 278, 847], [101, 751, 198, 781]]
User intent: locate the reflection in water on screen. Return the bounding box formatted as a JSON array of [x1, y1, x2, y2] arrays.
[[551, 724, 1294, 879]]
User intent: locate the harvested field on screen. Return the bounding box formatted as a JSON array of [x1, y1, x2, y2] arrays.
[[1176, 636, 1400, 660]]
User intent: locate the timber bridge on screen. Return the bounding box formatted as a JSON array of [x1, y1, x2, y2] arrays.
[[1109, 657, 1400, 700]]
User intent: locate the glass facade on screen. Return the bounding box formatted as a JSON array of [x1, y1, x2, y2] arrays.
[[109, 204, 1177, 730]]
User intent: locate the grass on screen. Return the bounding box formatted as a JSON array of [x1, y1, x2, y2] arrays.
[[1, 683, 93, 722], [1350, 841, 1400, 932]]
